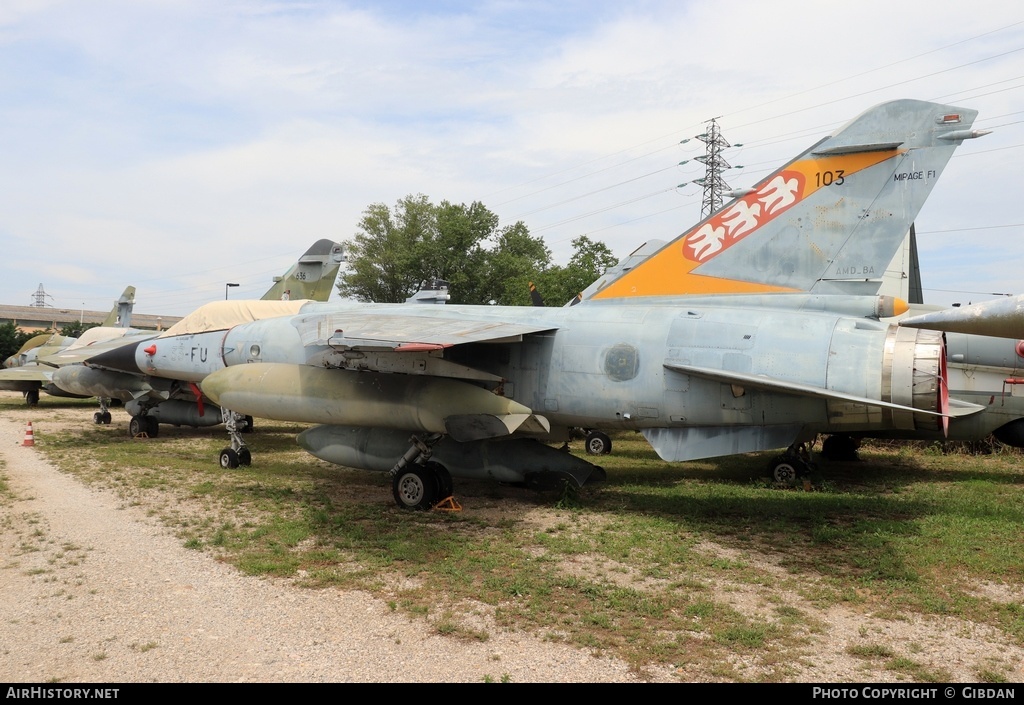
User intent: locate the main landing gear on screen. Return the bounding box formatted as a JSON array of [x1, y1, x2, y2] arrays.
[[24, 389, 39, 407], [389, 434, 456, 510], [766, 442, 816, 483], [128, 414, 159, 438], [93, 397, 112, 425], [392, 460, 453, 511], [217, 408, 252, 469]]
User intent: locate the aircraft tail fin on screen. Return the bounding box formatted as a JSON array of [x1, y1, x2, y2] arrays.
[[261, 240, 346, 302], [583, 99, 985, 302], [404, 279, 451, 305], [101, 286, 136, 328]]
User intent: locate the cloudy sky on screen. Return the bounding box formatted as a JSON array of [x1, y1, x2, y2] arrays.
[[0, 0, 1021, 316]]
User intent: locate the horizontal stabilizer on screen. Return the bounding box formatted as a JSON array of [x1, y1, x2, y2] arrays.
[[665, 362, 983, 418], [812, 141, 903, 156]]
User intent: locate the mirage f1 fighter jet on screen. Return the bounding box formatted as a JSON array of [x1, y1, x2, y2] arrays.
[[84, 100, 987, 507]]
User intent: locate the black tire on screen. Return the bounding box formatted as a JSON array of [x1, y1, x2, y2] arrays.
[[129, 416, 144, 437], [145, 416, 159, 438], [238, 448, 252, 466], [93, 412, 103, 424], [219, 448, 239, 469], [392, 465, 438, 510], [241, 415, 255, 434], [767, 455, 801, 483], [585, 430, 612, 456], [101, 411, 112, 425], [25, 390, 39, 406], [427, 461, 453, 500]]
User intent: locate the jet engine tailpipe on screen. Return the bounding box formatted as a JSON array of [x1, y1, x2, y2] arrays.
[[827, 327, 948, 434]]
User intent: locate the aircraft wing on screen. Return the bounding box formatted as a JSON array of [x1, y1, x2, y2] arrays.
[[0, 364, 52, 391], [666, 363, 984, 418], [41, 332, 157, 368], [292, 311, 557, 350]]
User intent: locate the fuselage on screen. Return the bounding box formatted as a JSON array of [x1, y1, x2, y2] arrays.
[[114, 295, 948, 460]]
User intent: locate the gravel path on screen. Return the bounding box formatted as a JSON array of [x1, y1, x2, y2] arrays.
[[0, 414, 655, 683]]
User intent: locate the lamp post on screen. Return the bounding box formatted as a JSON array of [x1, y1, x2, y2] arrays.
[[225, 282, 239, 300]]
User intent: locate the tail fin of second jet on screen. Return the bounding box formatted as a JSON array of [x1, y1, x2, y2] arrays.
[[261, 239, 346, 302], [101, 286, 136, 328]]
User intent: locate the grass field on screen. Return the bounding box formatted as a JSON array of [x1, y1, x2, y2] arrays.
[[5, 394, 1023, 681]]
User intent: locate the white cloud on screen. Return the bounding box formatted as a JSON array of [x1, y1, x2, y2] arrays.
[[0, 0, 1021, 313]]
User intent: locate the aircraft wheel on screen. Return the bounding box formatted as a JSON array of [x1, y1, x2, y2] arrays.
[[585, 430, 612, 455], [426, 461, 453, 500], [25, 390, 39, 406], [392, 465, 438, 510], [129, 416, 145, 437], [101, 411, 112, 425], [219, 448, 240, 469], [145, 416, 159, 438], [238, 448, 252, 466], [241, 415, 255, 434], [767, 455, 802, 483], [93, 412, 104, 425]]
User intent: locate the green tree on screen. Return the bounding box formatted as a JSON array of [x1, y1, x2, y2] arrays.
[[476, 221, 552, 306], [338, 195, 551, 305], [0, 322, 39, 364], [534, 236, 619, 306], [337, 194, 435, 304], [418, 199, 495, 303]]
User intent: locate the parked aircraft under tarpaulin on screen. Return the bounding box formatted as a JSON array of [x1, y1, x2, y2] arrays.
[[82, 99, 988, 507]]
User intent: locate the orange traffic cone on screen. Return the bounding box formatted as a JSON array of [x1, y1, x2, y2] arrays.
[[22, 421, 35, 447]]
